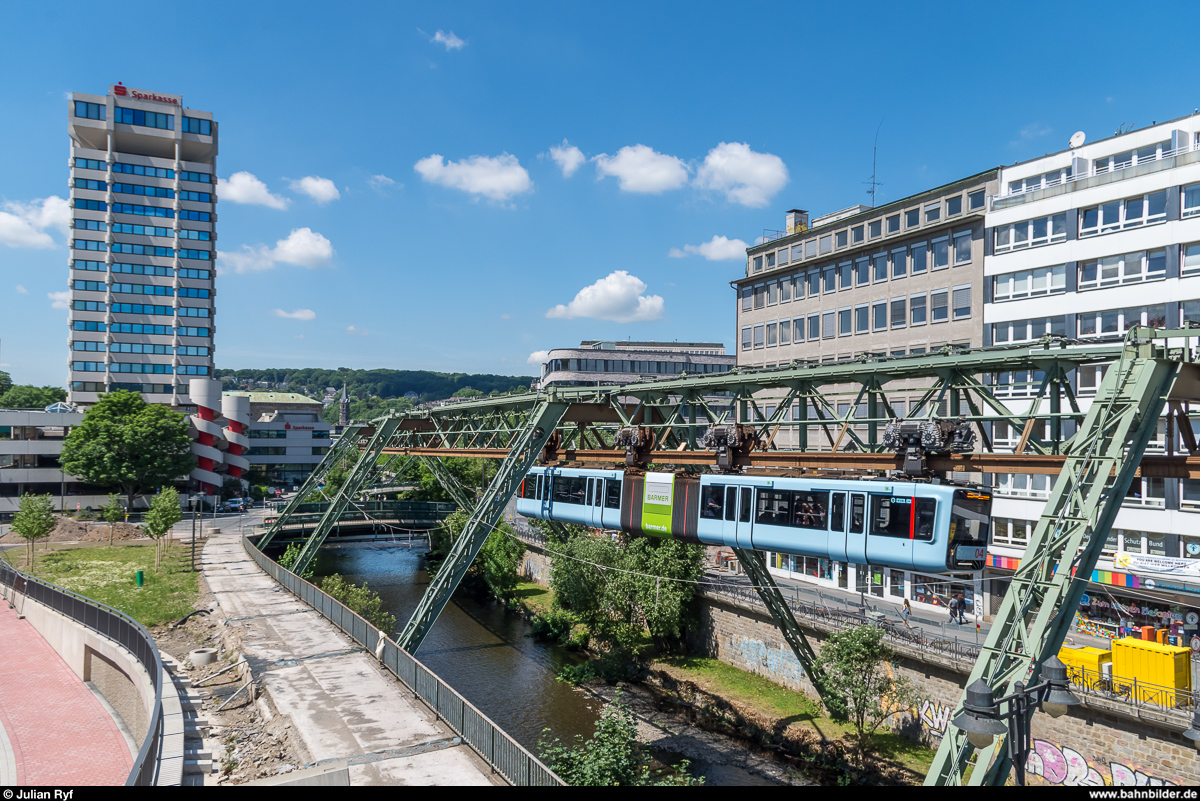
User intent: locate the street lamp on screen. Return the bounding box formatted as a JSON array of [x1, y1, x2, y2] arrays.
[[950, 655, 1081, 785], [1183, 709, 1200, 745]]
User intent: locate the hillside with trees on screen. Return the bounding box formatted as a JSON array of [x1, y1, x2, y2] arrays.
[[215, 367, 534, 405]]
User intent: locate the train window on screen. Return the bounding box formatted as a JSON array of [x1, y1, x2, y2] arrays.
[[701, 485, 725, 519], [850, 494, 865, 534], [870, 495, 912, 537], [587, 478, 594, 506], [829, 493, 845, 531], [605, 479, 621, 509], [552, 475, 587, 504], [724, 487, 737, 521], [594, 480, 603, 506], [739, 488, 752, 523], [520, 477, 535, 499], [915, 498, 936, 541], [536, 474, 543, 500], [790, 490, 828, 530], [756, 490, 791, 526]]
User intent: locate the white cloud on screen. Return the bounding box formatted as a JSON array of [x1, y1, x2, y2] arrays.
[[549, 140, 585, 178], [15, 284, 28, 294], [219, 227, 334, 273], [546, 270, 664, 323], [289, 175, 340, 204], [414, 153, 532, 201], [500, 313, 511, 320], [668, 235, 749, 261], [48, 290, 69, 310], [346, 325, 369, 336], [693, 142, 788, 208], [0, 196, 70, 248], [593, 145, 689, 194], [369, 174, 397, 192], [432, 30, 465, 50], [218, 171, 290, 209], [274, 308, 316, 321], [293, 334, 305, 339], [527, 350, 550, 366]]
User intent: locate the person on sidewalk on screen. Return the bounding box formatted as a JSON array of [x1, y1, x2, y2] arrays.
[[956, 593, 968, 625], [901, 598, 913, 629], [948, 594, 960, 624]]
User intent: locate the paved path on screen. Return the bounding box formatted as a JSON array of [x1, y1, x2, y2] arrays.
[[0, 602, 132, 785], [201, 531, 499, 786]]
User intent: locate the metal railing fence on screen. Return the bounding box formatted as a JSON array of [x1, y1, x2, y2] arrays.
[[0, 558, 164, 786], [241, 536, 563, 786]]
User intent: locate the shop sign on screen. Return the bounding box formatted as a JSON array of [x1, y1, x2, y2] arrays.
[[111, 84, 181, 106], [1139, 577, 1200, 596], [1114, 552, 1200, 578]]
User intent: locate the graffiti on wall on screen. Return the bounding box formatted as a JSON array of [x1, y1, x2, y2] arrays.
[[914, 696, 1176, 786], [727, 634, 806, 685]]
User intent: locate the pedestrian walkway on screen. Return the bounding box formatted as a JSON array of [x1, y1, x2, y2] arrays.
[[0, 602, 133, 785], [201, 531, 499, 785]]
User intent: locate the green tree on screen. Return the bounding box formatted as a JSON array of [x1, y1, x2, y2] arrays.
[[143, 487, 183, 572], [101, 492, 124, 548], [277, 541, 315, 580], [451, 387, 484, 398], [539, 692, 702, 786], [816, 624, 916, 763], [60, 390, 194, 505], [319, 573, 396, 632], [12, 493, 56, 570], [0, 385, 66, 410], [0, 370, 12, 396], [475, 525, 526, 600]]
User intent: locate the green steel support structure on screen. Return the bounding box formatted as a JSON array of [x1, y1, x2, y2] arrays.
[[926, 329, 1199, 785], [396, 398, 571, 651], [257, 423, 364, 550], [289, 418, 401, 576], [418, 455, 477, 512]]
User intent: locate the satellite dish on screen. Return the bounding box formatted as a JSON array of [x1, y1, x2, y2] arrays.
[[1069, 131, 1086, 149]]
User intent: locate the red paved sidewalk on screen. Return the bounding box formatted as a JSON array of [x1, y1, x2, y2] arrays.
[[0, 601, 133, 785]]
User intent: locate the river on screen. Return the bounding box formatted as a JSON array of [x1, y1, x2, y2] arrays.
[[313, 542, 788, 785]]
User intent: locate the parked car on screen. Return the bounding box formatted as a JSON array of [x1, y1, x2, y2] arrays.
[[219, 499, 247, 513]]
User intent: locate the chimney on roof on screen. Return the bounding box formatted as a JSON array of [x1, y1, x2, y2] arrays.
[[786, 209, 809, 235]]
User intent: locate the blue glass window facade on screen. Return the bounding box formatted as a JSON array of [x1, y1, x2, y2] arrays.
[[112, 202, 173, 218], [181, 117, 211, 135], [114, 106, 173, 130], [74, 101, 105, 120]]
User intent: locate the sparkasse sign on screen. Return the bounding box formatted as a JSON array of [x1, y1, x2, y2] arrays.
[[110, 84, 182, 107]]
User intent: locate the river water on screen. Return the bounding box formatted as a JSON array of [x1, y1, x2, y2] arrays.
[[313, 542, 785, 785]]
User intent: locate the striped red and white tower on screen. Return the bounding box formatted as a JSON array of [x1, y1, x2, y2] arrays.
[[221, 393, 250, 486], [188, 378, 225, 495]]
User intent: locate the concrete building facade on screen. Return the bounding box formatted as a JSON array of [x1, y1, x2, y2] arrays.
[[983, 114, 1200, 641], [0, 409, 107, 515], [66, 85, 217, 410], [224, 391, 332, 485], [536, 340, 735, 389]]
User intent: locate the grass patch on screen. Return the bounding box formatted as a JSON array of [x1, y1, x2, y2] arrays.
[[1, 542, 200, 628], [654, 655, 936, 778], [513, 581, 554, 615]]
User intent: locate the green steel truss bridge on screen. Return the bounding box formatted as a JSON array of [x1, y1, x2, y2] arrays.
[[255, 329, 1200, 786]]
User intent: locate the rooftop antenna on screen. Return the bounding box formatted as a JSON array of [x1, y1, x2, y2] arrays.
[[865, 118, 885, 207]]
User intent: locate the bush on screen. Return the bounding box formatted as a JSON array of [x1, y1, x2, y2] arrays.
[[556, 662, 597, 685], [530, 608, 575, 642], [277, 542, 314, 580], [319, 573, 397, 633]]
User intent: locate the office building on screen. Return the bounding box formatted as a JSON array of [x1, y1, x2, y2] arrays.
[[67, 84, 217, 409], [983, 114, 1200, 637], [0, 408, 108, 515], [536, 340, 735, 389], [223, 391, 332, 485]]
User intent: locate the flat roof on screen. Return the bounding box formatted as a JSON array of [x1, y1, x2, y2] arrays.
[[223, 391, 322, 406]]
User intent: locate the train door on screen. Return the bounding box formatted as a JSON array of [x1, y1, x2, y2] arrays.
[[736, 486, 754, 549], [540, 472, 552, 519], [838, 492, 866, 564], [721, 485, 738, 546], [591, 478, 604, 528]]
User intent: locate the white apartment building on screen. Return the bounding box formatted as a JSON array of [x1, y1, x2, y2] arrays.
[[67, 85, 217, 409], [536, 340, 735, 388], [983, 113, 1200, 641]]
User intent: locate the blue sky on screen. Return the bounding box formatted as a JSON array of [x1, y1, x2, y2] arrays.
[[3, 1, 1198, 388]]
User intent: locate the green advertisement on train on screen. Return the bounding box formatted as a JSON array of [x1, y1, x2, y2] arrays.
[[641, 471, 674, 536]]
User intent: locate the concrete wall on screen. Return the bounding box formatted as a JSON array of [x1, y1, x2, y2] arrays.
[[16, 594, 157, 743], [691, 591, 1200, 786]]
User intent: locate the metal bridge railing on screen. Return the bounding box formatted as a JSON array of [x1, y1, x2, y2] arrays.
[[0, 559, 164, 786], [241, 536, 563, 786]]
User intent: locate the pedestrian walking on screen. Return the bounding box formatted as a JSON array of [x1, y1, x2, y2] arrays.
[[901, 599, 912, 629], [948, 594, 960, 624], [956, 593, 968, 625]]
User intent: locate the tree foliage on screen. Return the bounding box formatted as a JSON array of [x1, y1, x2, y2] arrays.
[[277, 541, 315, 580], [143, 487, 183, 572], [0, 370, 11, 396], [0, 384, 67, 410], [816, 625, 916, 762], [539, 692, 702, 786], [435, 510, 525, 600], [320, 573, 396, 632], [397, 457, 481, 503], [101, 493, 124, 547], [12, 493, 56, 569], [60, 390, 194, 502]]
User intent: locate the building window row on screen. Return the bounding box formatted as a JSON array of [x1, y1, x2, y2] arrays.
[[71, 361, 210, 376], [749, 190, 986, 274], [1077, 304, 1166, 337], [1079, 249, 1166, 289], [114, 106, 173, 130], [72, 300, 210, 318], [992, 212, 1067, 253], [991, 315, 1067, 344], [248, 447, 287, 456], [1080, 191, 1167, 237], [742, 233, 972, 312], [546, 358, 731, 375], [71, 322, 210, 338], [71, 240, 210, 260], [991, 264, 1067, 302], [73, 279, 172, 297], [74, 101, 104, 120], [111, 161, 172, 179], [249, 430, 288, 439], [111, 182, 173, 199], [178, 190, 212, 203], [181, 116, 212, 136]]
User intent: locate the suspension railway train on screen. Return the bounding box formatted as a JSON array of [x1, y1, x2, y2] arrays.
[[516, 467, 992, 574]]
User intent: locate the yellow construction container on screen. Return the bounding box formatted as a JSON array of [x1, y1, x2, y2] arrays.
[[1057, 646, 1111, 683], [1111, 637, 1192, 707]]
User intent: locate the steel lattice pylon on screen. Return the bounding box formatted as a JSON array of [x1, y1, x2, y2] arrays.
[[926, 329, 1196, 785]]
